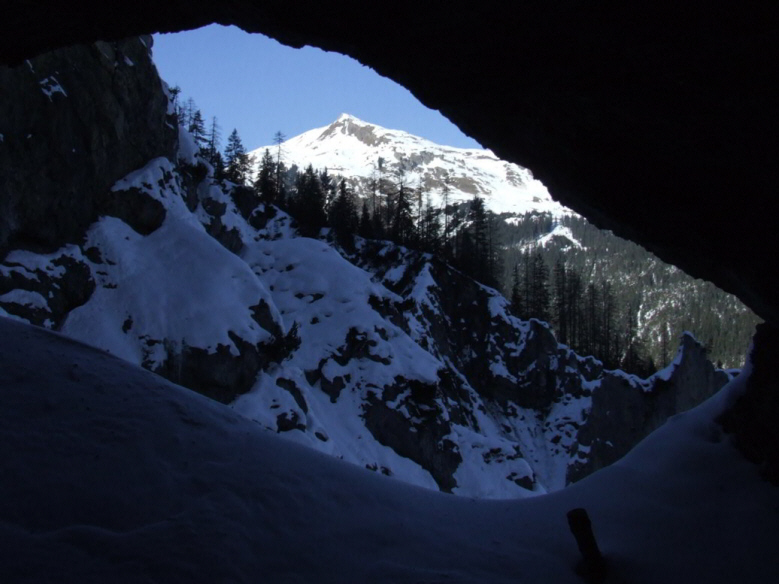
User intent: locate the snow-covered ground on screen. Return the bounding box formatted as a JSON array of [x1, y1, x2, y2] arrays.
[[1, 315, 776, 583], [0, 135, 734, 500], [521, 222, 584, 251], [5, 116, 596, 497]]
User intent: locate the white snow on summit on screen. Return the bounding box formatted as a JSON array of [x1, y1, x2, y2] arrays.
[[250, 114, 573, 217]]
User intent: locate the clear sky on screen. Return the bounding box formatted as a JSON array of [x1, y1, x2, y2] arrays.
[[152, 25, 482, 152]]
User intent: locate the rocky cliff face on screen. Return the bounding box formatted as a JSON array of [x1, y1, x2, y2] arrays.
[[348, 245, 731, 489], [0, 36, 176, 255], [568, 333, 732, 483], [0, 38, 289, 404], [0, 38, 732, 498]]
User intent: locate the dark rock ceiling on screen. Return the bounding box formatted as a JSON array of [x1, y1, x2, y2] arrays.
[[2, 2, 778, 325]]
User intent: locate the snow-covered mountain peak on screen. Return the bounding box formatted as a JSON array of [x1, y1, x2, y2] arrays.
[[314, 113, 395, 148], [250, 115, 574, 217], [331, 112, 373, 129]]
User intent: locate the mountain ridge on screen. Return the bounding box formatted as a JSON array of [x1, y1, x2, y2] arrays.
[[250, 114, 569, 217]]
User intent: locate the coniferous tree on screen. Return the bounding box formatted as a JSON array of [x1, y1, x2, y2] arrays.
[[391, 183, 415, 245], [224, 129, 242, 174], [660, 323, 671, 367], [374, 157, 388, 221], [384, 161, 404, 229], [448, 197, 497, 285], [469, 196, 491, 283], [371, 204, 386, 240], [204, 116, 221, 164], [329, 180, 359, 245], [622, 300, 641, 372], [275, 160, 289, 209], [600, 281, 617, 366], [457, 229, 477, 279], [487, 211, 502, 288], [512, 249, 549, 321], [419, 194, 441, 254], [254, 149, 277, 204], [292, 164, 327, 236], [368, 173, 378, 215], [510, 263, 523, 316], [224, 129, 252, 185], [530, 250, 550, 321], [519, 250, 533, 320], [359, 200, 373, 239], [442, 200, 459, 263], [553, 258, 568, 344], [414, 188, 424, 245], [368, 174, 380, 221], [583, 283, 600, 357], [566, 267, 583, 350], [441, 180, 452, 258], [189, 109, 206, 148], [273, 130, 286, 202], [182, 97, 197, 128], [212, 151, 226, 182], [319, 169, 336, 213]]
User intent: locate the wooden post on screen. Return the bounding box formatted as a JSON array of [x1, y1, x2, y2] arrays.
[[567, 507, 607, 583]]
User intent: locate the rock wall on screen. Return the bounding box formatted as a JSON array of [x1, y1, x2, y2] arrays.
[[351, 241, 730, 489], [0, 41, 293, 406], [569, 333, 731, 483], [0, 36, 176, 255], [719, 323, 779, 485]]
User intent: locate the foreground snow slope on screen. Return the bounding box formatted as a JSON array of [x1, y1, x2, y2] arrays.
[[1, 316, 776, 583]]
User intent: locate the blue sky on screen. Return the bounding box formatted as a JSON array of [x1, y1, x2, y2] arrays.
[[152, 25, 482, 152]]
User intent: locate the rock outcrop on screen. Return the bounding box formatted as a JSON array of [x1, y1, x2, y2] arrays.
[[0, 37, 176, 255], [0, 40, 290, 407], [351, 243, 730, 489], [569, 333, 732, 483]]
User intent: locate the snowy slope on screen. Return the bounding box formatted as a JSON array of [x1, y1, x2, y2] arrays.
[[61, 157, 281, 366], [0, 144, 540, 496], [0, 134, 730, 499], [230, 211, 547, 497], [250, 114, 571, 216], [1, 315, 776, 583], [0, 115, 731, 499]]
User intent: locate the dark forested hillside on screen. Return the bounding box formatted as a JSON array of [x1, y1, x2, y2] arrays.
[[499, 212, 760, 369]]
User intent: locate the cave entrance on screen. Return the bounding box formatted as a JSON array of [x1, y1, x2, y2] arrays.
[[152, 24, 760, 374], [152, 25, 482, 154]]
